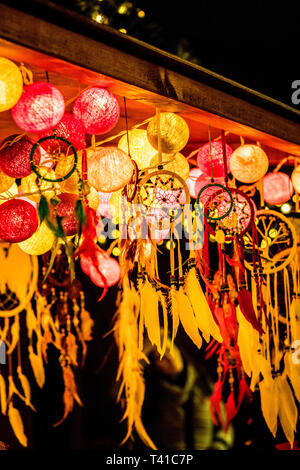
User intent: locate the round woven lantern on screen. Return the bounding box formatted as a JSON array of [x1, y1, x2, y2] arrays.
[[118, 129, 157, 169], [229, 144, 269, 183], [11, 82, 65, 133], [0, 135, 41, 178], [292, 165, 300, 193], [21, 168, 60, 202], [80, 252, 120, 287], [87, 187, 99, 210], [147, 112, 189, 154], [0, 169, 15, 193], [55, 153, 81, 193], [73, 87, 120, 135], [38, 112, 86, 152], [18, 221, 55, 255], [0, 182, 18, 205], [149, 152, 190, 181], [88, 146, 134, 192], [0, 199, 38, 242], [0, 57, 23, 112], [263, 172, 294, 205], [186, 168, 202, 199], [197, 141, 233, 178], [49, 192, 79, 236]]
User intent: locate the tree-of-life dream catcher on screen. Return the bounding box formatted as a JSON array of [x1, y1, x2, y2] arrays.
[[0, 56, 300, 450]]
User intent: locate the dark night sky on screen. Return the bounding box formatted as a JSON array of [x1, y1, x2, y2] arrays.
[[55, 0, 300, 107]]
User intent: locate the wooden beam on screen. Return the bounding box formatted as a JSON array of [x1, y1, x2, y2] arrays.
[[1, 2, 300, 157]]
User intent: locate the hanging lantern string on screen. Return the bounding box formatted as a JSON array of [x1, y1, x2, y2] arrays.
[[0, 133, 27, 152], [123, 96, 131, 158], [156, 107, 162, 166], [19, 63, 33, 85], [273, 155, 300, 173], [208, 126, 214, 182], [221, 129, 228, 187]]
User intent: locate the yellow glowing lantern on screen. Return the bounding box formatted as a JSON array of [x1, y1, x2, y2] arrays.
[[229, 144, 269, 183], [149, 152, 189, 188], [55, 153, 82, 193], [87, 187, 99, 210], [0, 182, 18, 205], [109, 190, 130, 223], [292, 165, 300, 193], [0, 169, 15, 193], [118, 129, 157, 169], [147, 112, 189, 154], [0, 57, 23, 112], [18, 221, 55, 255], [21, 168, 60, 202], [88, 146, 134, 192]]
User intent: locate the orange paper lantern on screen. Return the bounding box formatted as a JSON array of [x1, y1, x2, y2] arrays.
[[88, 146, 134, 192], [229, 144, 269, 183]]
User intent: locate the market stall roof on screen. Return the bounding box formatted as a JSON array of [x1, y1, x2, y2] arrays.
[[1, 0, 300, 163]]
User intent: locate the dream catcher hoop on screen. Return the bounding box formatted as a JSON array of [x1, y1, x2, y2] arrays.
[[0, 243, 38, 317], [243, 209, 297, 274], [30, 135, 78, 183]]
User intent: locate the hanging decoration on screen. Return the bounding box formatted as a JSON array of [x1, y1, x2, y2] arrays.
[[263, 172, 294, 205], [0, 57, 23, 112], [229, 143, 269, 183]]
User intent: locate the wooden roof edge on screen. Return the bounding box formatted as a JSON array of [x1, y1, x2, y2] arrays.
[[2, 0, 300, 124]]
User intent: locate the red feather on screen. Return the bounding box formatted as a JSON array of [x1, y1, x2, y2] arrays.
[[238, 287, 264, 335]]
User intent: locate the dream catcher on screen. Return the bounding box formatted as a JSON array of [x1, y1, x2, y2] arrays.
[[195, 131, 266, 432]]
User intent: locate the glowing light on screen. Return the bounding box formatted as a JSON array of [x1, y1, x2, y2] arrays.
[[281, 203, 291, 214], [263, 172, 293, 205], [119, 28, 127, 34], [0, 57, 23, 112], [111, 229, 120, 239], [269, 228, 278, 238], [118, 129, 157, 169], [166, 240, 175, 250], [118, 4, 127, 14], [137, 10, 145, 18], [98, 234, 106, 244], [112, 247, 120, 257], [229, 144, 269, 183], [147, 112, 189, 154]]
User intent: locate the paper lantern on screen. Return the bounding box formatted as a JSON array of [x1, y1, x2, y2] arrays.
[[21, 168, 60, 202], [186, 168, 202, 198], [0, 135, 41, 178], [149, 152, 190, 181], [229, 144, 269, 183], [80, 252, 120, 287], [0, 199, 38, 242], [195, 176, 225, 197], [0, 57, 23, 112], [11, 82, 65, 133], [0, 169, 15, 193], [55, 153, 81, 193], [147, 112, 189, 153], [38, 112, 86, 152], [0, 182, 18, 205], [197, 141, 233, 178], [97, 191, 113, 219], [49, 193, 79, 236], [263, 172, 294, 205], [18, 221, 55, 255], [88, 146, 134, 192], [118, 129, 157, 169], [292, 165, 300, 193], [73, 87, 120, 135]]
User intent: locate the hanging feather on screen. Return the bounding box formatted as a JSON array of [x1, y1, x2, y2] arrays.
[[54, 364, 83, 427], [0, 373, 7, 415], [236, 306, 255, 377], [238, 287, 264, 335], [259, 377, 278, 437], [275, 375, 298, 448], [284, 352, 300, 403], [175, 286, 202, 349], [6, 316, 20, 355], [225, 389, 236, 429], [157, 289, 168, 358], [210, 380, 225, 428], [8, 403, 27, 448], [184, 265, 222, 343], [17, 366, 32, 409], [168, 285, 180, 353], [140, 277, 161, 355], [28, 345, 45, 389]]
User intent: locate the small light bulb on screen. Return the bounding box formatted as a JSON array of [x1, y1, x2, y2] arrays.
[[112, 246, 121, 257], [281, 203, 291, 214]]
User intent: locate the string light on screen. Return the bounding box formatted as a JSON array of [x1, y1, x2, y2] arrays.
[[281, 203, 292, 214]]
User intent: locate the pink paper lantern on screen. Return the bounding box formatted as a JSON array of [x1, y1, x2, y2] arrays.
[[0, 135, 41, 178], [73, 87, 120, 135], [11, 82, 65, 133], [0, 199, 38, 242], [195, 176, 225, 198], [80, 252, 120, 287], [263, 172, 294, 205], [97, 191, 113, 219], [186, 168, 202, 198], [38, 112, 86, 151], [197, 141, 233, 178]]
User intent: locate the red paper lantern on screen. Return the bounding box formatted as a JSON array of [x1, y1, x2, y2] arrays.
[[73, 87, 120, 135], [80, 252, 120, 287], [50, 193, 79, 236], [263, 172, 294, 205], [0, 135, 41, 178], [0, 199, 38, 242], [11, 82, 65, 133], [197, 141, 233, 178], [38, 112, 86, 151]]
